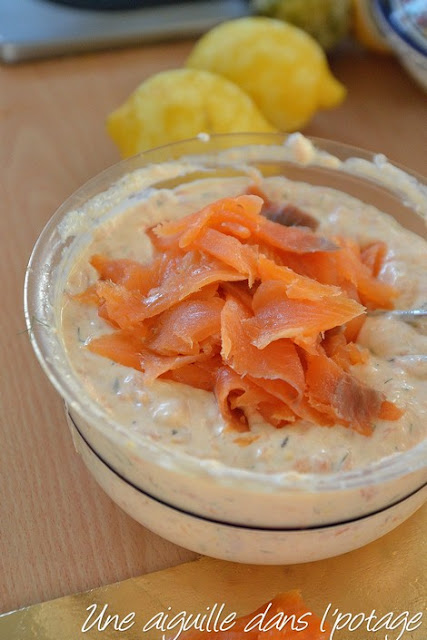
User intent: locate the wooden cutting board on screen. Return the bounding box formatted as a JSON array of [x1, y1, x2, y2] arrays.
[[1, 505, 425, 639]]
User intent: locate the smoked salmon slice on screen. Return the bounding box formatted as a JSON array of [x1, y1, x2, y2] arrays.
[[161, 356, 222, 392], [257, 255, 341, 300], [95, 251, 245, 326], [178, 591, 329, 639], [361, 241, 388, 277], [192, 227, 259, 286], [141, 349, 215, 384], [146, 297, 224, 355], [153, 195, 264, 249], [88, 329, 145, 371], [141, 251, 246, 320], [214, 366, 253, 432], [333, 238, 398, 309], [214, 367, 296, 432], [221, 297, 305, 399], [246, 184, 319, 229], [244, 280, 364, 351], [305, 352, 387, 436], [254, 218, 336, 254], [266, 238, 399, 310], [155, 194, 336, 254], [75, 191, 403, 436], [90, 254, 161, 295], [322, 329, 369, 370], [95, 281, 145, 330]]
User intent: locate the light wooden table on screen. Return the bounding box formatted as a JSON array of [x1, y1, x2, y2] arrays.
[[1, 41, 426, 615]]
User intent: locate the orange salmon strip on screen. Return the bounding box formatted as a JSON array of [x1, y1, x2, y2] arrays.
[[75, 192, 403, 434], [179, 591, 329, 639], [244, 280, 364, 351]]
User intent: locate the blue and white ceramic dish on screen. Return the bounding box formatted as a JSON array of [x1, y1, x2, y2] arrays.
[[374, 0, 427, 91]]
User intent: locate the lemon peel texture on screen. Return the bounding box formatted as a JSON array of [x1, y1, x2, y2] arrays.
[[107, 68, 276, 158], [187, 16, 347, 131]]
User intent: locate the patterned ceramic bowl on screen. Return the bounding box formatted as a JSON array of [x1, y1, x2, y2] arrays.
[[374, 0, 427, 91]]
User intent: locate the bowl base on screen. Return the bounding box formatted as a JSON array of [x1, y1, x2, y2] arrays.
[[69, 415, 427, 565]]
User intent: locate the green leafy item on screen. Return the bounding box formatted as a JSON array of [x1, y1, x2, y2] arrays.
[[252, 0, 352, 50]]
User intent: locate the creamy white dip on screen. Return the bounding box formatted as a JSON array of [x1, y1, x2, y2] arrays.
[[60, 164, 427, 475]]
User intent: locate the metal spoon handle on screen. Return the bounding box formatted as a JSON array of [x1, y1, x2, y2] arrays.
[[368, 308, 427, 323]]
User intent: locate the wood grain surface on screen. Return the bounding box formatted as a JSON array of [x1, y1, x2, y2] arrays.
[[1, 508, 426, 640], [0, 40, 426, 614]]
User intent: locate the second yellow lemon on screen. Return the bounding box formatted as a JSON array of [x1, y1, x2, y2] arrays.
[[187, 17, 346, 131]]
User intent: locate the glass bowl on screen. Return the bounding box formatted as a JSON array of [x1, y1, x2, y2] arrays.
[[24, 133, 427, 563], [374, 0, 427, 92]]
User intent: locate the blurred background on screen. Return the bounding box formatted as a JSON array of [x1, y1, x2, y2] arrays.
[[0, 0, 249, 63], [2, 0, 426, 98]]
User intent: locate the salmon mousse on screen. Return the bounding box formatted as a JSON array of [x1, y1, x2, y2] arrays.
[[59, 144, 427, 477]]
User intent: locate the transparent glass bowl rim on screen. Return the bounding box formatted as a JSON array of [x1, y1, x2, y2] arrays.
[[24, 132, 427, 494]]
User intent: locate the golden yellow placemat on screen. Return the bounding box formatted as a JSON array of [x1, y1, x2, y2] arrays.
[[1, 506, 426, 639]]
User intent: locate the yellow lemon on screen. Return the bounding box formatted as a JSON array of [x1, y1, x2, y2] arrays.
[[352, 0, 391, 54], [107, 68, 275, 157], [187, 16, 346, 131]]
